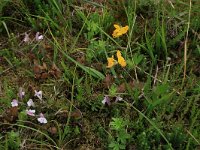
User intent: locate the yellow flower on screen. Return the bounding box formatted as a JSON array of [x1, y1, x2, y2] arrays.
[[106, 55, 116, 68], [116, 50, 126, 67], [112, 24, 129, 38]]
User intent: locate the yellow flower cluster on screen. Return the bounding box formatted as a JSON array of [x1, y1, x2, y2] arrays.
[[112, 24, 129, 38], [107, 50, 126, 68]]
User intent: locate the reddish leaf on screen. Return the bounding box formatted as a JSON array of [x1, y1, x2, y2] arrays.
[[49, 63, 61, 78], [49, 126, 57, 135], [3, 107, 18, 123], [40, 72, 49, 79], [71, 109, 82, 119]]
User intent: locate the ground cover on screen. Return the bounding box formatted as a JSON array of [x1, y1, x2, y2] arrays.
[[0, 0, 199, 149]]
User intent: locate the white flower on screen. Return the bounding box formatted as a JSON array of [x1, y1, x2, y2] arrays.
[[26, 109, 36, 116], [37, 113, 47, 124], [27, 99, 35, 107], [34, 90, 42, 100], [23, 32, 30, 43], [35, 32, 44, 41], [18, 87, 25, 99], [102, 96, 111, 105], [102, 98, 106, 104], [11, 99, 18, 107], [115, 96, 123, 102]]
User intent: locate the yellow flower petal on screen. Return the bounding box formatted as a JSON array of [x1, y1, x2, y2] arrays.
[[116, 50, 122, 58], [116, 50, 126, 67], [112, 30, 121, 38], [112, 24, 129, 38], [106, 55, 116, 68], [114, 24, 120, 29], [121, 26, 129, 34]]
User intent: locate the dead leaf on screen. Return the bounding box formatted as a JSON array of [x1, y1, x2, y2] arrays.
[[49, 63, 61, 78], [71, 109, 82, 119], [49, 126, 57, 135], [40, 72, 49, 79], [33, 60, 49, 80], [42, 62, 47, 70], [3, 107, 18, 123]]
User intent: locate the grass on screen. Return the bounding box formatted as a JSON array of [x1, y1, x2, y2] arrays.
[[0, 0, 200, 149]]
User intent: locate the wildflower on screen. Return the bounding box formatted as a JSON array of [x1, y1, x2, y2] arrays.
[[37, 113, 47, 124], [11, 99, 18, 107], [23, 32, 30, 43], [106, 55, 117, 68], [106, 50, 126, 68], [112, 24, 129, 38], [26, 109, 36, 116], [115, 96, 123, 102], [102, 96, 111, 105], [34, 90, 42, 100], [27, 99, 35, 107], [35, 32, 44, 41], [116, 50, 126, 67], [18, 87, 25, 99]]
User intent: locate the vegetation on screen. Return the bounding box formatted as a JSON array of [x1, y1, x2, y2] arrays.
[[0, 0, 199, 149]]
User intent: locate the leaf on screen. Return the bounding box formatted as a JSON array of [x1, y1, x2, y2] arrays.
[[49, 127, 57, 135], [71, 109, 82, 119], [3, 107, 18, 123], [49, 63, 61, 78], [62, 51, 105, 79], [110, 118, 127, 130], [33, 60, 49, 80], [117, 129, 131, 144]]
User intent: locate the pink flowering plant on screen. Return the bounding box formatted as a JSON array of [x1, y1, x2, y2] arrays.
[[9, 88, 48, 124]]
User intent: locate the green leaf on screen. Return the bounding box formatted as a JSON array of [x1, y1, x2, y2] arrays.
[[61, 50, 105, 79], [110, 118, 127, 131], [117, 129, 131, 144]]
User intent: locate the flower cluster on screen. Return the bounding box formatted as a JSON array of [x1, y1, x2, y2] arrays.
[[11, 88, 47, 124], [107, 50, 126, 68], [23, 32, 44, 43], [112, 24, 129, 38], [102, 95, 123, 105]]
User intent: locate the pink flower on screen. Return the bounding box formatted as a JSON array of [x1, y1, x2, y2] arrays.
[[115, 96, 123, 102], [102, 96, 111, 106], [35, 32, 44, 41], [11, 99, 18, 107], [27, 99, 35, 107], [18, 87, 25, 99], [23, 32, 30, 43], [26, 109, 36, 116], [37, 113, 47, 124], [34, 90, 42, 100]]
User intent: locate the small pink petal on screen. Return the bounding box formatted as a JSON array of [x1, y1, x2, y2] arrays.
[[102, 96, 111, 106], [11, 99, 18, 107], [23, 32, 30, 43], [115, 96, 123, 102], [18, 87, 25, 99], [34, 90, 42, 100], [26, 109, 36, 116], [35, 32, 44, 41], [37, 113, 47, 124], [27, 99, 35, 107]]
